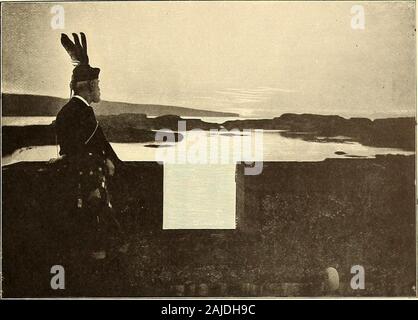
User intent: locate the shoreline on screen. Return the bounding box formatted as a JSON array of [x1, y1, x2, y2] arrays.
[[2, 113, 415, 157]]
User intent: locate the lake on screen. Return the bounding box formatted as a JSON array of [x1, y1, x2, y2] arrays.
[[2, 116, 414, 229], [2, 128, 413, 166]]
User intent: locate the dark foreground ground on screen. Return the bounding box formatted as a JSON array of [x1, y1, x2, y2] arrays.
[[2, 155, 416, 297]]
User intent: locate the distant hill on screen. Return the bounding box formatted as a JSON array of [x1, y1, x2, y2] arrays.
[[1, 93, 239, 117]]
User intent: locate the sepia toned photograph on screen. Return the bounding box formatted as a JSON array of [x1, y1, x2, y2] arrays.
[[1, 1, 416, 299]]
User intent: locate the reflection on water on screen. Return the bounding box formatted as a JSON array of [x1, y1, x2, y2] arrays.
[[2, 130, 414, 166], [2, 116, 56, 126]]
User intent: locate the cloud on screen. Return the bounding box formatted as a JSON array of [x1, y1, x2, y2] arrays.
[[214, 86, 297, 104]]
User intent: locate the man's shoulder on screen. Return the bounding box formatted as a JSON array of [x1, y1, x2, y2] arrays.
[[56, 97, 88, 120]]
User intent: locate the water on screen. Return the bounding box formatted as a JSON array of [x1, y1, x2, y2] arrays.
[[2, 116, 56, 126], [2, 117, 414, 229], [147, 116, 271, 124], [2, 130, 413, 166]]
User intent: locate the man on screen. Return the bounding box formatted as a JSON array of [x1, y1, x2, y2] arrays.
[[56, 33, 126, 260]]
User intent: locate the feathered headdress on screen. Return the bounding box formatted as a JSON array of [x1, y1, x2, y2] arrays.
[[61, 32, 100, 83]]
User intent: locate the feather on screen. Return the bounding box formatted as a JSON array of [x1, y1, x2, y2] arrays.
[[72, 33, 85, 64], [61, 32, 91, 66], [61, 33, 80, 66], [80, 32, 88, 64]]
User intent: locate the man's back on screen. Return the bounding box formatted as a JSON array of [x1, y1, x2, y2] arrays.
[[56, 97, 98, 156], [56, 97, 121, 165]]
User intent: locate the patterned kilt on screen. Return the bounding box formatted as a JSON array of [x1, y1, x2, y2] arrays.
[[66, 152, 124, 254]]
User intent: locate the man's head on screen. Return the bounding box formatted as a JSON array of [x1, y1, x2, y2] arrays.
[[70, 64, 101, 103], [71, 79, 101, 103]]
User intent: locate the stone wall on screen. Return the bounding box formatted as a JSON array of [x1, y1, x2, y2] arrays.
[[236, 155, 415, 296], [2, 155, 415, 297]]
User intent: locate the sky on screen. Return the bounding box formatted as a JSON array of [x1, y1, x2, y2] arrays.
[[2, 1, 416, 118]]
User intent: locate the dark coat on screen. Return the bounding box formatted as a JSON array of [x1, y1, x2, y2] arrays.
[[55, 97, 125, 251], [55, 97, 120, 165]]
